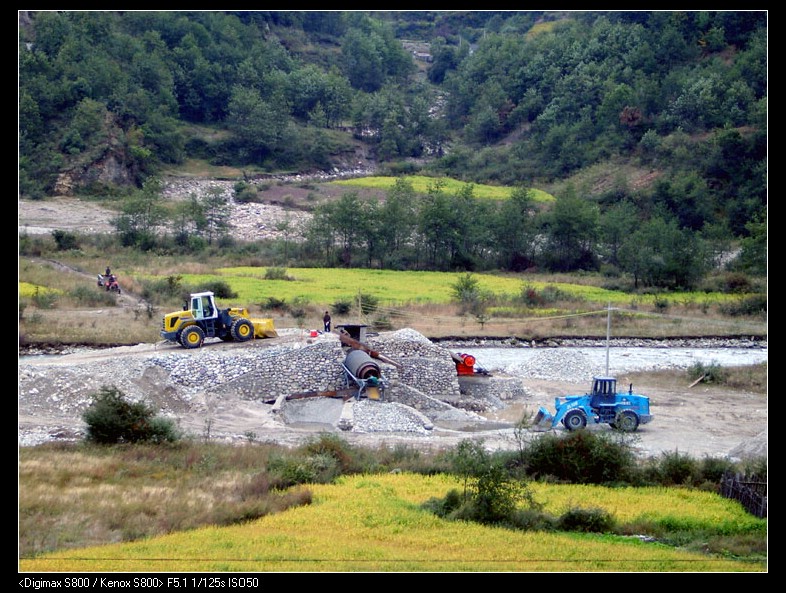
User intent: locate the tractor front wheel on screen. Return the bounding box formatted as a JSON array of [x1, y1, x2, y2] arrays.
[[563, 409, 587, 431], [180, 326, 205, 349], [614, 410, 640, 432], [231, 318, 254, 342]]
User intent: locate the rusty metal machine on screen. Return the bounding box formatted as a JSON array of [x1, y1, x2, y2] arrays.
[[342, 349, 386, 400]]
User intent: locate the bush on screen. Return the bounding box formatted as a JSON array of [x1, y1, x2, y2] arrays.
[[51, 229, 80, 251], [260, 296, 288, 311], [264, 267, 292, 280], [557, 506, 616, 533], [687, 360, 727, 384], [330, 299, 353, 315], [657, 450, 699, 486], [82, 386, 180, 444], [719, 295, 767, 316], [357, 292, 379, 314], [523, 431, 637, 484], [202, 280, 237, 299]]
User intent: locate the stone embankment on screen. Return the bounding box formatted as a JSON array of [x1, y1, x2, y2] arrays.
[[18, 329, 521, 447]]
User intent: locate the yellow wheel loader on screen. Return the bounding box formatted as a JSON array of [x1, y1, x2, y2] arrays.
[[161, 291, 277, 349]]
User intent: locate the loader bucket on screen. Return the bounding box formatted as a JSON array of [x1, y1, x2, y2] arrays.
[[533, 407, 553, 428], [251, 318, 278, 338]]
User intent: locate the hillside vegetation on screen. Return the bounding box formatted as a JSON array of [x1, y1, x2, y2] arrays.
[[19, 12, 766, 284]]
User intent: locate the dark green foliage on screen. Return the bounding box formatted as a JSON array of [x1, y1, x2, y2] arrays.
[[523, 430, 637, 484], [264, 267, 292, 280], [330, 299, 353, 315], [687, 361, 727, 384], [557, 506, 616, 533], [656, 450, 700, 486], [260, 296, 288, 311], [440, 439, 532, 525], [201, 280, 237, 299], [719, 295, 767, 317], [18, 11, 767, 289], [82, 386, 179, 444], [51, 230, 79, 251], [357, 292, 379, 314]]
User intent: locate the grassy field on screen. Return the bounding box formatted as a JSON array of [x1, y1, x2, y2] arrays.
[[330, 175, 556, 202], [19, 255, 767, 346], [20, 471, 765, 572]]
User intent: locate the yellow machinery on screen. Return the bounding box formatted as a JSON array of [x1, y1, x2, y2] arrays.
[[161, 291, 277, 349]]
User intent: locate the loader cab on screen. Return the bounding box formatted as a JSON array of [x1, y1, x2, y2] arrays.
[[190, 292, 218, 320], [591, 376, 617, 400]]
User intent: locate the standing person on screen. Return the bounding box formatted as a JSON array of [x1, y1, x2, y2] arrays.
[[323, 311, 331, 333]]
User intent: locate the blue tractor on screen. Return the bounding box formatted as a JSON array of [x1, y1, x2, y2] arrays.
[[534, 376, 653, 432]]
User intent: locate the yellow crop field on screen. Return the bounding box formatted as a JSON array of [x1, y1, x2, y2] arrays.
[[21, 473, 765, 573], [330, 175, 556, 202]]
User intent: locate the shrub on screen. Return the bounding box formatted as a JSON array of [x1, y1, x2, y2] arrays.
[[719, 295, 767, 316], [557, 506, 616, 533], [330, 299, 353, 315], [31, 287, 58, 309], [71, 285, 117, 307], [51, 229, 80, 251], [260, 296, 288, 311], [202, 280, 237, 299], [523, 431, 637, 484], [82, 386, 180, 444], [357, 292, 379, 314], [657, 450, 699, 486], [266, 453, 340, 488], [264, 267, 292, 280], [687, 360, 727, 384]]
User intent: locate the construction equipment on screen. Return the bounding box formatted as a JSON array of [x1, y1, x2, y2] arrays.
[[338, 329, 402, 369], [534, 376, 653, 432], [160, 291, 277, 349], [451, 352, 490, 376], [342, 349, 386, 400]]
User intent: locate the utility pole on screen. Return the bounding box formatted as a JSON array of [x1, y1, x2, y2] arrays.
[[605, 302, 612, 376]]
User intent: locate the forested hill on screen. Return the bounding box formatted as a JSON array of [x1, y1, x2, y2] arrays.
[[19, 11, 766, 276]]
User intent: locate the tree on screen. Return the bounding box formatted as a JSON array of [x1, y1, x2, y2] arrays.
[[200, 186, 231, 245], [82, 386, 179, 444], [493, 187, 538, 271], [539, 187, 600, 272], [599, 200, 639, 267], [618, 215, 709, 289], [226, 85, 288, 160], [376, 178, 418, 269], [111, 178, 166, 249]]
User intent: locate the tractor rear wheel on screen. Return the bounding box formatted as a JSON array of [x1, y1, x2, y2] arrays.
[[615, 410, 640, 432], [180, 326, 205, 349], [231, 318, 254, 342], [563, 409, 587, 431]]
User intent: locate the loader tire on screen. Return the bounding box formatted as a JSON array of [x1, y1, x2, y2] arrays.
[[231, 318, 254, 342], [563, 409, 587, 431], [180, 326, 205, 349], [615, 410, 639, 432]]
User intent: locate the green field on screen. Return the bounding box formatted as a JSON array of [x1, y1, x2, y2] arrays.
[[330, 175, 556, 202], [20, 473, 765, 572], [166, 267, 745, 310]]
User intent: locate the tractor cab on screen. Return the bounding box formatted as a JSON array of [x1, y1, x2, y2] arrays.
[[189, 292, 218, 320]]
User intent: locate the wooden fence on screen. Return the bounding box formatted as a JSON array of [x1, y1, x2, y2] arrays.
[[720, 472, 767, 518]]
